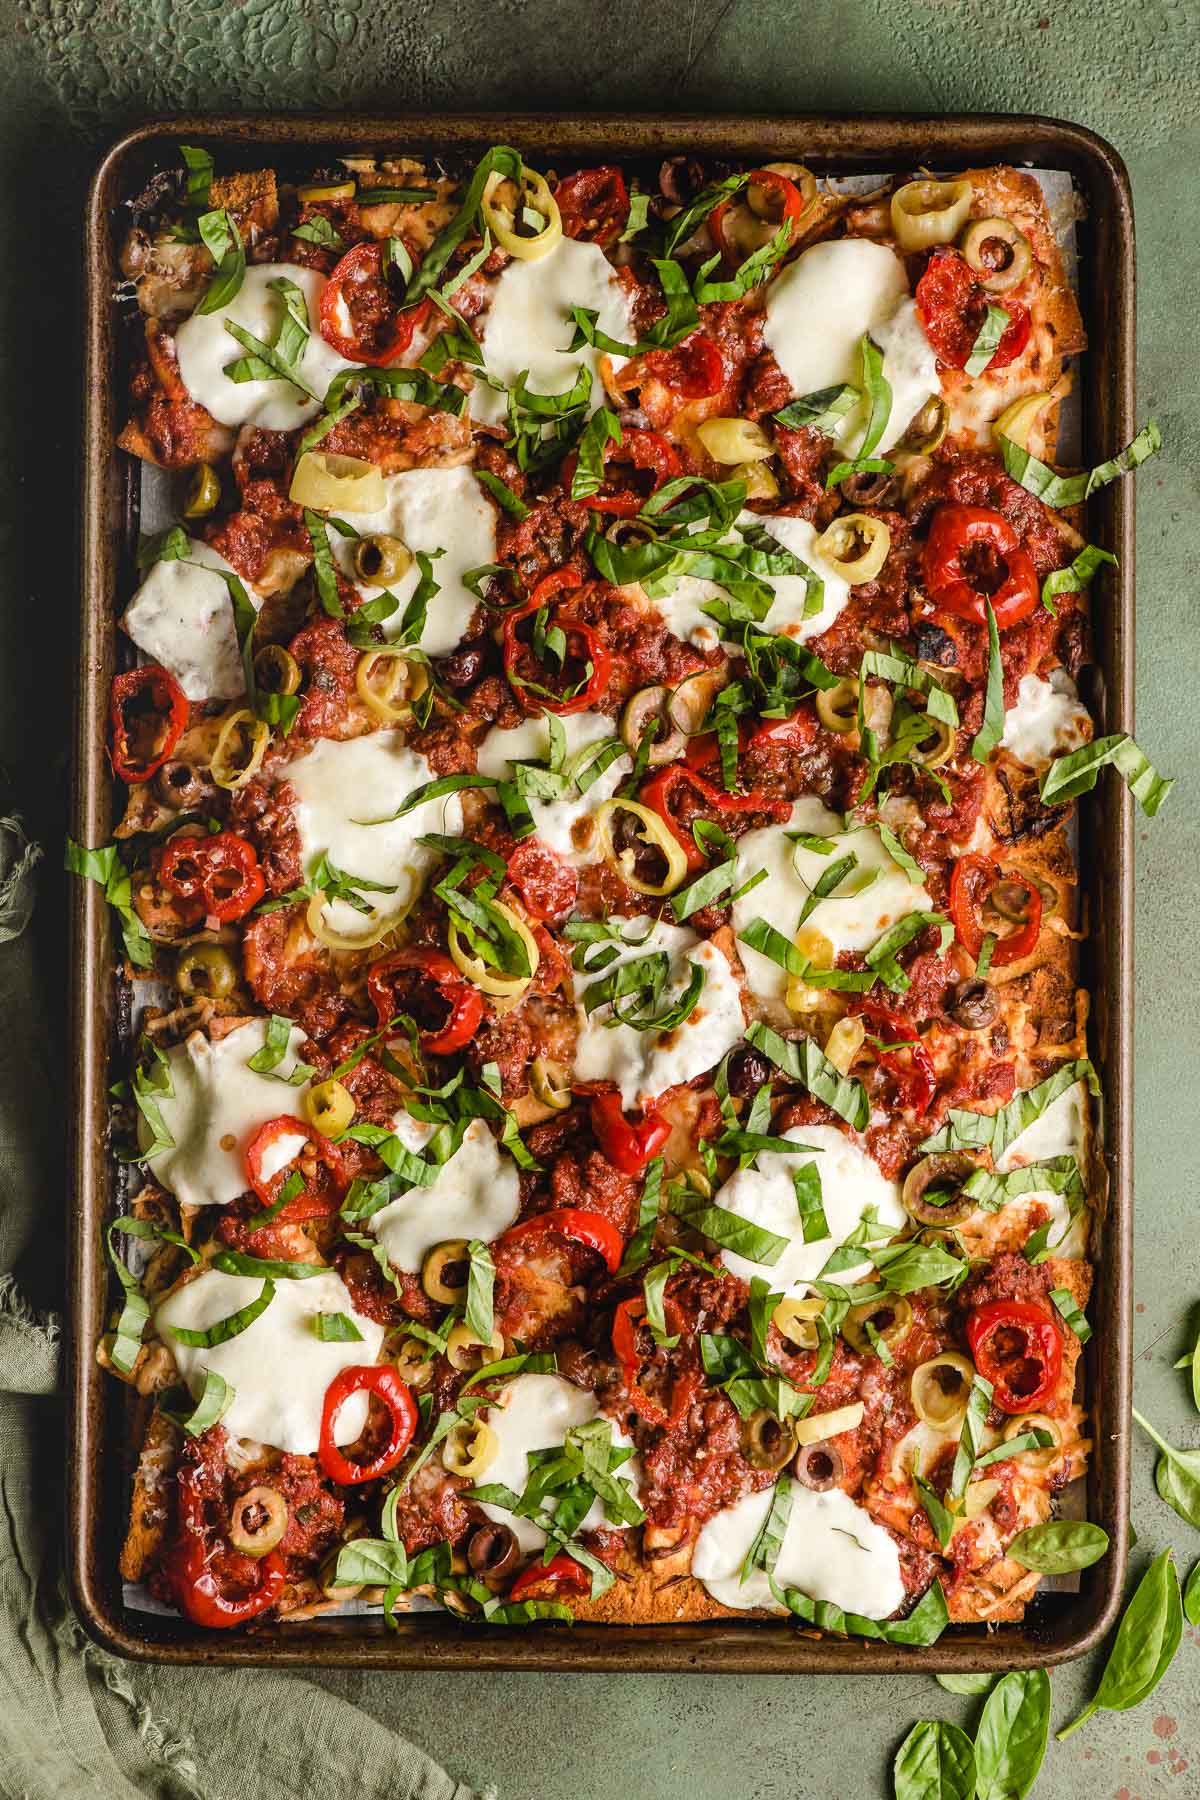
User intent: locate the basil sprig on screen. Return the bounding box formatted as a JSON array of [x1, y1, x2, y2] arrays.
[[1057, 1549, 1182, 1739], [1039, 732, 1173, 817]]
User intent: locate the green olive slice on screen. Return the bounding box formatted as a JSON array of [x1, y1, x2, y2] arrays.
[[842, 1295, 914, 1355], [175, 942, 239, 998], [901, 1154, 978, 1226], [353, 532, 413, 586], [741, 1406, 795, 1471], [960, 217, 1033, 294]]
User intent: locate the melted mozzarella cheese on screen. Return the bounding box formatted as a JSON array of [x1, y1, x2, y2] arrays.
[[174, 263, 353, 430], [474, 711, 630, 864], [764, 239, 909, 406], [281, 735, 463, 932], [888, 1418, 958, 1481], [872, 299, 940, 454], [121, 540, 254, 701], [328, 468, 497, 656], [470, 237, 632, 426], [715, 1123, 905, 1296], [573, 918, 745, 1107], [645, 513, 851, 650], [478, 1373, 639, 1554], [693, 1481, 904, 1618], [1001, 670, 1091, 767], [993, 1078, 1091, 1257], [155, 1269, 384, 1453], [732, 797, 931, 1000], [141, 1021, 311, 1208], [370, 1119, 520, 1272]]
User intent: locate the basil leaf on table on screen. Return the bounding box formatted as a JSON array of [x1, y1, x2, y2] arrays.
[[1132, 1408, 1200, 1528], [935, 1671, 995, 1696], [1172, 1319, 1200, 1413], [893, 1719, 975, 1800], [1058, 1548, 1183, 1739], [1184, 1560, 1200, 1628], [973, 1668, 1050, 1800], [1006, 1519, 1110, 1574]]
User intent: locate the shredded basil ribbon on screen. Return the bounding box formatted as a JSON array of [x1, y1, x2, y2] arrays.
[[745, 1020, 870, 1131], [920, 1058, 1098, 1157], [997, 419, 1161, 508], [970, 599, 1004, 763], [159, 1369, 234, 1435], [168, 1279, 275, 1348], [1039, 732, 1173, 817]]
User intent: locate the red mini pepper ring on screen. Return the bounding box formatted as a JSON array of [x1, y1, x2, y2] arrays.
[[922, 502, 1040, 629], [317, 1364, 418, 1485], [158, 830, 266, 923], [109, 665, 189, 785], [163, 1534, 286, 1629], [915, 250, 1032, 372], [612, 1296, 697, 1429], [500, 1207, 625, 1275], [966, 1299, 1062, 1415], [561, 428, 681, 515], [948, 853, 1043, 967], [318, 241, 432, 365], [245, 1117, 347, 1221], [366, 948, 484, 1057], [502, 576, 614, 717], [639, 763, 770, 876], [510, 1549, 591, 1600], [709, 167, 808, 263], [503, 839, 578, 923], [589, 1092, 671, 1176], [554, 165, 630, 248], [638, 335, 724, 399], [854, 999, 938, 1118]]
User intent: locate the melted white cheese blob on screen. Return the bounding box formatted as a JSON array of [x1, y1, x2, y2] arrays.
[[763, 239, 909, 409], [155, 1269, 384, 1454], [141, 1020, 311, 1208], [174, 263, 353, 430], [121, 540, 254, 702], [573, 917, 745, 1108], [370, 1119, 520, 1272], [281, 735, 463, 932], [475, 711, 630, 864], [871, 299, 940, 454], [994, 1078, 1090, 1257], [328, 468, 497, 656], [471, 237, 632, 426], [1001, 670, 1091, 767], [478, 1373, 639, 1554], [650, 513, 851, 650], [693, 1481, 905, 1618], [715, 1122, 905, 1296], [732, 797, 931, 1001]]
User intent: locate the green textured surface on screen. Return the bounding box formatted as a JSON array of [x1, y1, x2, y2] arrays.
[[2, 2, 1198, 1795]]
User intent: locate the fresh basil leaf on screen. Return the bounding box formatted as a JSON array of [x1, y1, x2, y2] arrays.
[[642, 1261, 677, 1347], [405, 145, 524, 302], [222, 318, 321, 402], [168, 1278, 275, 1347], [936, 1672, 995, 1696], [950, 1373, 994, 1502], [1039, 732, 1172, 817], [195, 208, 246, 313], [465, 1239, 496, 1344], [180, 144, 214, 208], [668, 1187, 790, 1266], [745, 1021, 870, 1131], [617, 1157, 663, 1278], [1184, 1560, 1200, 1628], [1058, 1550, 1182, 1738], [692, 221, 792, 304], [912, 1471, 956, 1552], [64, 838, 154, 970], [475, 468, 529, 520], [1132, 1409, 1200, 1530], [1041, 542, 1117, 614], [740, 1476, 794, 1584], [877, 822, 924, 881], [920, 1059, 1099, 1158], [1049, 1285, 1093, 1344], [312, 1311, 363, 1343], [104, 1219, 152, 1373], [297, 394, 360, 458], [246, 1014, 304, 1080], [621, 191, 651, 241], [292, 213, 345, 252], [964, 302, 1011, 377], [162, 1367, 235, 1436], [662, 172, 749, 258], [997, 419, 1161, 507], [570, 407, 622, 501], [1007, 1519, 1109, 1574], [774, 382, 860, 434], [973, 1428, 1054, 1469], [971, 599, 1004, 763], [792, 1162, 828, 1244], [859, 647, 959, 728], [210, 1250, 326, 1280], [973, 1668, 1050, 1800], [864, 910, 951, 993], [324, 363, 465, 417], [335, 1537, 411, 1587], [961, 1156, 1084, 1213], [893, 1719, 975, 1800], [353, 771, 497, 825], [770, 1573, 949, 1645]]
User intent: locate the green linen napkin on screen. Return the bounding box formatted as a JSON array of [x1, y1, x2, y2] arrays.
[[0, 876, 487, 1800]]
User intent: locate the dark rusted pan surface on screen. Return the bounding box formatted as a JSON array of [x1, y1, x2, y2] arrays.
[[70, 112, 1135, 1670]]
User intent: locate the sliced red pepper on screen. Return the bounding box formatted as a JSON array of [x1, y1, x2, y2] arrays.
[[109, 665, 189, 785], [554, 165, 630, 248], [639, 763, 769, 875], [317, 1364, 417, 1484], [854, 999, 938, 1117], [367, 948, 484, 1056], [158, 830, 266, 923], [590, 1091, 671, 1176], [509, 1549, 591, 1600], [639, 335, 724, 399], [915, 251, 1032, 372], [500, 1207, 624, 1274], [612, 1296, 696, 1429], [163, 1533, 285, 1629], [922, 502, 1039, 629], [747, 707, 817, 751], [966, 1299, 1062, 1414], [245, 1117, 346, 1222], [502, 575, 613, 716], [561, 428, 681, 515], [709, 167, 807, 263], [318, 241, 431, 365], [948, 853, 1043, 967]]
